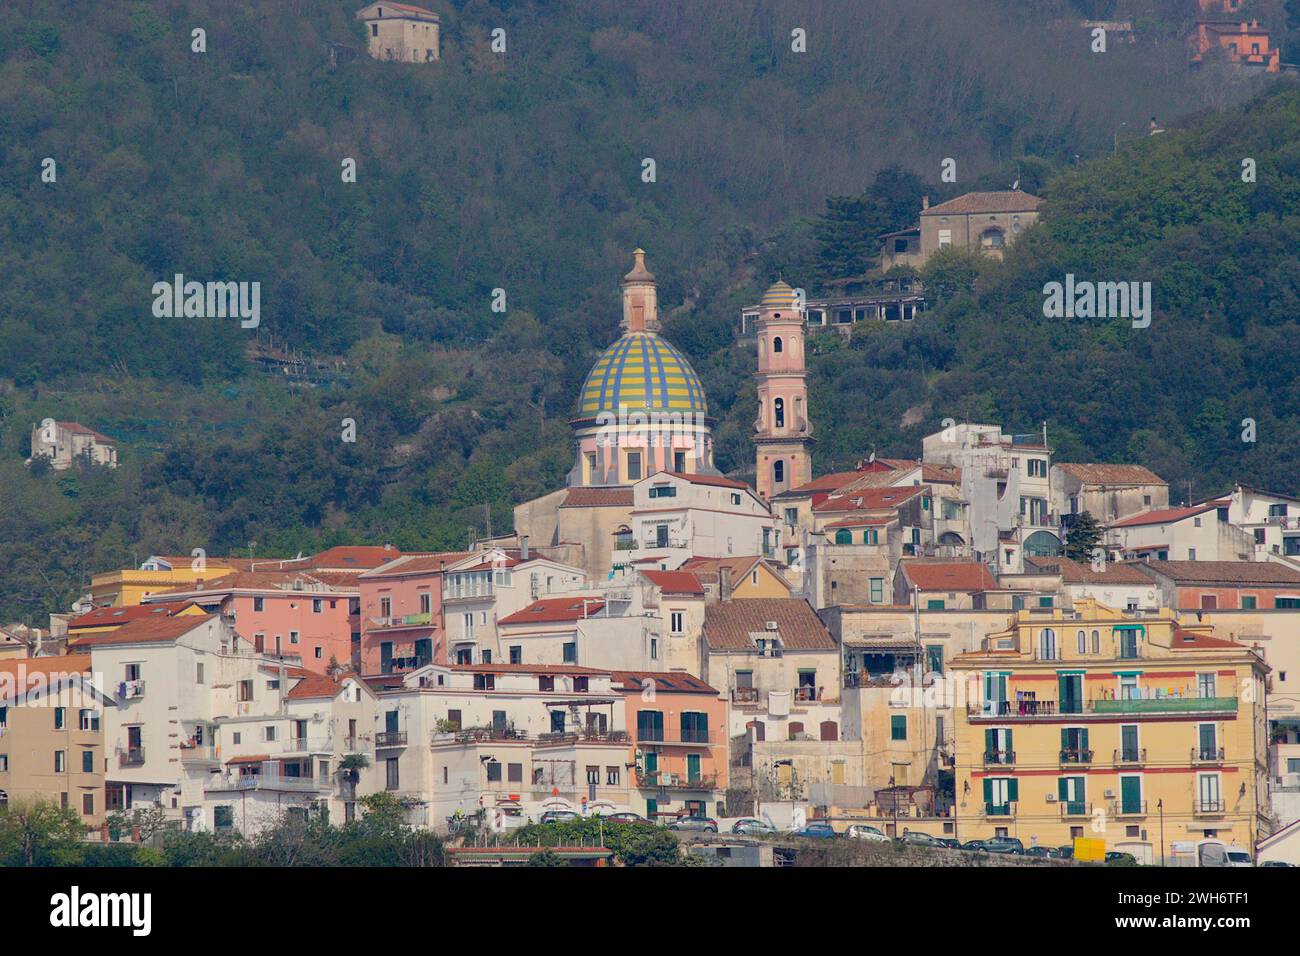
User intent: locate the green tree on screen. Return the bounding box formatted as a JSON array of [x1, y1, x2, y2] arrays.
[[1064, 511, 1103, 563], [0, 797, 86, 866]]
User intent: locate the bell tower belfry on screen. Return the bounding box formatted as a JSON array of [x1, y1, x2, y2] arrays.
[[754, 280, 813, 500]]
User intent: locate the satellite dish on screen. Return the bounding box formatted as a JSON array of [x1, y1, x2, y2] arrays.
[[1011, 179, 1020, 190]]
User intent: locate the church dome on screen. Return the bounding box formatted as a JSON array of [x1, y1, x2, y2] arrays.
[[760, 280, 799, 311], [578, 331, 709, 420]]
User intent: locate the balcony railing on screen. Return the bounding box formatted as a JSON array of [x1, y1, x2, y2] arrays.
[[1111, 800, 1148, 817], [1194, 798, 1226, 815], [118, 747, 145, 767], [369, 612, 434, 629], [180, 745, 218, 763], [1114, 748, 1147, 766], [792, 686, 823, 702], [637, 729, 710, 745], [1192, 747, 1225, 765], [1060, 801, 1091, 818], [731, 687, 759, 704], [983, 750, 1016, 766], [375, 731, 408, 748], [968, 697, 1238, 719], [635, 770, 719, 791], [1059, 749, 1094, 765], [984, 802, 1015, 817], [118, 679, 146, 700], [225, 773, 332, 793]]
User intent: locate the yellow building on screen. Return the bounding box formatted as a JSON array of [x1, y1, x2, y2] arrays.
[[355, 2, 440, 63], [0, 655, 114, 826], [680, 556, 792, 600], [952, 599, 1268, 859], [89, 555, 242, 607]]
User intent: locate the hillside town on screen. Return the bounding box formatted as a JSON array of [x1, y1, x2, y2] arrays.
[[10, 243, 1300, 869]]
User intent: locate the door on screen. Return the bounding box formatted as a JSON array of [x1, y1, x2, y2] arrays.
[[1058, 776, 1085, 816], [414, 638, 432, 665], [385, 710, 399, 734], [686, 753, 701, 784], [1058, 674, 1082, 714], [493, 710, 507, 735], [1121, 725, 1139, 762], [643, 751, 658, 785], [1120, 776, 1142, 814], [380, 642, 393, 673]]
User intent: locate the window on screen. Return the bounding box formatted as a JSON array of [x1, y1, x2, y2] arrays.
[[890, 715, 907, 741], [648, 484, 677, 499], [772, 336, 783, 353], [237, 680, 253, 702], [626, 452, 642, 481], [125, 663, 141, 682], [82, 793, 95, 816], [774, 398, 785, 428], [870, 578, 884, 603], [649, 637, 658, 660], [313, 598, 323, 614], [509, 646, 522, 664], [264, 726, 277, 742], [386, 758, 399, 791], [673, 450, 686, 472], [507, 763, 523, 783], [1198, 673, 1217, 698], [486, 761, 502, 782], [927, 599, 945, 610], [562, 642, 577, 663], [730, 493, 742, 506], [670, 611, 684, 634], [82, 749, 95, 773], [1275, 598, 1300, 609], [0, 756, 7, 772], [1077, 630, 1087, 654], [54, 751, 66, 773], [290, 630, 300, 645], [681, 711, 710, 743], [196, 663, 205, 684], [834, 528, 852, 545], [586, 765, 600, 785], [253, 596, 264, 612], [78, 710, 99, 732], [1039, 629, 1057, 660], [773, 460, 784, 485], [54, 708, 64, 730], [606, 766, 620, 786]]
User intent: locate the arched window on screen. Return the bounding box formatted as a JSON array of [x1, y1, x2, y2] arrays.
[[819, 720, 839, 741], [1091, 630, 1100, 654], [1077, 630, 1087, 654], [835, 528, 852, 545], [774, 398, 785, 428], [1039, 628, 1057, 661], [773, 460, 785, 485], [773, 336, 783, 353]]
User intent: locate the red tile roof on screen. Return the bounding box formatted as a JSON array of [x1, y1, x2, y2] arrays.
[[498, 597, 606, 626], [450, 663, 609, 675], [360, 552, 475, 577], [67, 600, 197, 630], [0, 654, 91, 680], [1136, 561, 1300, 586], [1024, 556, 1154, 585], [56, 421, 115, 444], [899, 560, 998, 592], [659, 471, 750, 490], [286, 675, 345, 700], [68, 613, 215, 648], [152, 571, 356, 595], [639, 570, 705, 595], [1110, 504, 1218, 528], [1171, 627, 1241, 650], [611, 670, 718, 695], [813, 485, 927, 513], [270, 545, 405, 572], [921, 190, 1042, 215], [702, 599, 836, 652], [561, 487, 634, 508], [825, 515, 895, 529], [1055, 463, 1166, 486], [779, 470, 868, 496]]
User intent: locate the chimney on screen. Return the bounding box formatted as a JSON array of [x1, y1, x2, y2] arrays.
[[720, 566, 733, 603], [921, 196, 930, 211], [520, 535, 530, 561]]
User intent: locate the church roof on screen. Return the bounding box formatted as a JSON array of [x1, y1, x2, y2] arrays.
[[577, 331, 708, 420]]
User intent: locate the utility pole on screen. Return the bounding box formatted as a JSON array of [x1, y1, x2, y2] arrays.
[[1158, 799, 1165, 866]]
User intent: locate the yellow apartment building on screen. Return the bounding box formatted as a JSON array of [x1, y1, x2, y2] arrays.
[[952, 599, 1268, 859], [90, 555, 242, 607]]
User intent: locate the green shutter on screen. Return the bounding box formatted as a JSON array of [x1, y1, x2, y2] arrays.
[[985, 729, 995, 754], [1007, 778, 1018, 803], [983, 778, 992, 803], [1058, 777, 1069, 801]]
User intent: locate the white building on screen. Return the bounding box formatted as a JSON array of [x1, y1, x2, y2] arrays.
[[355, 2, 440, 63], [1207, 484, 1300, 563], [1105, 502, 1254, 562], [29, 420, 118, 470]]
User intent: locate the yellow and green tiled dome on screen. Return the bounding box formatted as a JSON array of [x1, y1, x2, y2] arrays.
[[578, 331, 709, 418], [760, 280, 799, 311]]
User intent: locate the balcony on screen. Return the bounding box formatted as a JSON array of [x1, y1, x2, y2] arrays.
[[1113, 748, 1147, 766], [984, 802, 1015, 817], [635, 770, 719, 791], [1059, 801, 1091, 819], [283, 736, 334, 754], [636, 729, 711, 746], [118, 747, 145, 767], [1092, 696, 1237, 716], [1111, 801, 1148, 818], [1192, 747, 1225, 765], [225, 773, 332, 793], [368, 612, 434, 631], [1059, 749, 1094, 766], [1194, 798, 1226, 816], [118, 679, 146, 700], [180, 745, 219, 764], [792, 686, 824, 703], [983, 750, 1016, 767], [731, 687, 759, 704], [968, 700, 1061, 719], [375, 731, 408, 749]]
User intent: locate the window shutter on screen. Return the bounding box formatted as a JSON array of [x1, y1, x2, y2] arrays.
[[1058, 777, 1069, 801], [1007, 778, 1018, 803], [985, 729, 995, 754], [983, 778, 992, 804]]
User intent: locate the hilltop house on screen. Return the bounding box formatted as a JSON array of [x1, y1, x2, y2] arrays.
[[355, 3, 440, 63]]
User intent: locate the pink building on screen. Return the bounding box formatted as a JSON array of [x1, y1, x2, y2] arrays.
[[357, 552, 471, 675], [147, 571, 358, 674]]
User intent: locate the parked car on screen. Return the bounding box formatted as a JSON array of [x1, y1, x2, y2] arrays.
[[1023, 845, 1055, 858], [982, 836, 1025, 854], [1260, 860, 1293, 867], [845, 824, 890, 842], [961, 839, 989, 852], [936, 838, 962, 850], [1056, 845, 1075, 860], [538, 810, 580, 825], [731, 818, 776, 836], [667, 815, 718, 833], [1105, 851, 1137, 865], [1224, 848, 1254, 867], [606, 811, 645, 824], [899, 831, 941, 847], [794, 822, 838, 839]]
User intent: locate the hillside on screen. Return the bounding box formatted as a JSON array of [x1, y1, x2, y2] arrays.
[[0, 0, 1293, 622]]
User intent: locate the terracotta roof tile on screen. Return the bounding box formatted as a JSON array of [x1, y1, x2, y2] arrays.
[[1055, 463, 1167, 486], [561, 487, 634, 508], [611, 670, 718, 694], [639, 570, 705, 595], [1109, 505, 1219, 528], [499, 597, 606, 626], [899, 560, 998, 592], [286, 675, 345, 700], [703, 599, 836, 652], [658, 471, 750, 490], [813, 485, 927, 513], [68, 613, 215, 648], [921, 190, 1042, 215], [1025, 556, 1153, 585], [1136, 561, 1300, 586], [67, 600, 197, 630]]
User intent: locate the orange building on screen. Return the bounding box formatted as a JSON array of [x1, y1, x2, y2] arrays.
[[1192, 19, 1281, 73], [613, 670, 729, 822]]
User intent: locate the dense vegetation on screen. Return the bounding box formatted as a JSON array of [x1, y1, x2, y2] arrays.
[[1, 0, 1296, 622]]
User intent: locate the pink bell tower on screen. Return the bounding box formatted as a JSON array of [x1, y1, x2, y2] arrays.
[[754, 280, 813, 500]]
